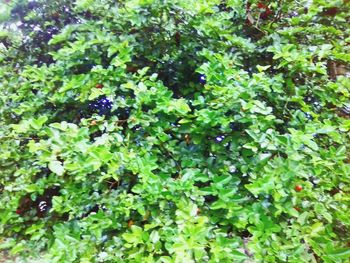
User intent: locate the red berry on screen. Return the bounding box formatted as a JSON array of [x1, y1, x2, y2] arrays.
[[52, 12, 60, 19], [16, 209, 22, 215], [128, 220, 134, 228], [257, 2, 267, 9], [323, 7, 338, 16], [294, 207, 301, 212], [185, 134, 191, 145], [174, 32, 181, 46], [95, 83, 103, 89], [256, 2, 273, 20], [295, 185, 303, 192]]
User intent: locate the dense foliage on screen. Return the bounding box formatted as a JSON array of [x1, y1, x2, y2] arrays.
[[1, 0, 350, 262]]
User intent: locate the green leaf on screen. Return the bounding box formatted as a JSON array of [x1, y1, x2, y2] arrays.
[[88, 88, 104, 100], [122, 225, 144, 244], [210, 200, 227, 210], [1, 0, 350, 261], [232, 249, 248, 260], [75, 0, 94, 10], [149, 230, 160, 244], [326, 248, 350, 259], [30, 116, 48, 130], [257, 65, 271, 72], [52, 196, 63, 212], [89, 146, 113, 163], [48, 160, 65, 176], [286, 206, 299, 217], [10, 242, 25, 254], [310, 222, 324, 237], [170, 99, 191, 115], [24, 184, 38, 193]]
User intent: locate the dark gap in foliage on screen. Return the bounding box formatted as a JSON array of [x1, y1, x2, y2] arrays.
[[33, 167, 51, 181], [203, 194, 218, 204], [16, 186, 61, 218], [50, 101, 87, 124]]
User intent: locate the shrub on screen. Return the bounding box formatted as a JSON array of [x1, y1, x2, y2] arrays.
[[0, 0, 350, 262]]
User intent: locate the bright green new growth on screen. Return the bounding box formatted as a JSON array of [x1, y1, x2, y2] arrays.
[[0, 0, 350, 262]]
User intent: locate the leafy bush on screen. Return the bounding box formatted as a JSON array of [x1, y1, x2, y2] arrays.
[[1, 0, 350, 262]]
